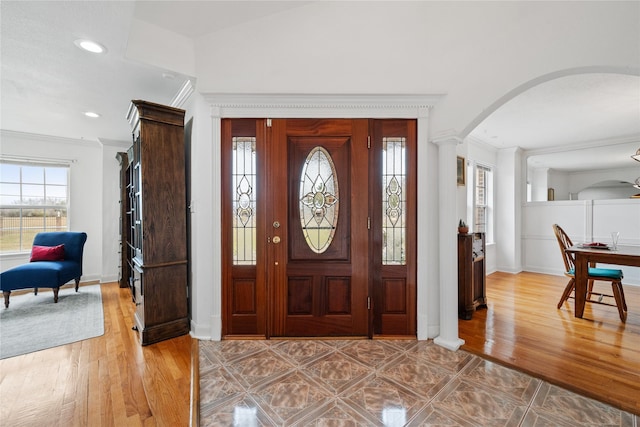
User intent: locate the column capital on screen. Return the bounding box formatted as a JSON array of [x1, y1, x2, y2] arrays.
[[431, 130, 463, 147]]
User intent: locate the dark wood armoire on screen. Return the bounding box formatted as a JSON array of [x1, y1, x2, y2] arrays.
[[124, 100, 189, 345]]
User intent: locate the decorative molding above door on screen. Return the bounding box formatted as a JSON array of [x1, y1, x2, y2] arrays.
[[204, 92, 439, 342], [203, 93, 442, 119]]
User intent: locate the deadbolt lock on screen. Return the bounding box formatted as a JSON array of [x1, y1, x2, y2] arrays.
[[273, 221, 280, 229], [272, 236, 281, 244]]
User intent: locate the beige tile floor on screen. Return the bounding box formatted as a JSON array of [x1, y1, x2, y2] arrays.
[[199, 340, 638, 426]]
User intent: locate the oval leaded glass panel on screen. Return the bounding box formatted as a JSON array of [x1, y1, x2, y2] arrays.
[[299, 146, 339, 253]]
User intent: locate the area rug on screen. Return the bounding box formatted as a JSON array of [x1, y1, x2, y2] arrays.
[[0, 284, 104, 359]]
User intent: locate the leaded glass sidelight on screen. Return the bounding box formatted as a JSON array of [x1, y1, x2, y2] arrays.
[[299, 147, 339, 253], [232, 137, 257, 265], [382, 137, 406, 265]]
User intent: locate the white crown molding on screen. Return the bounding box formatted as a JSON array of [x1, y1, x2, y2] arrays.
[[469, 133, 640, 156], [203, 93, 443, 118], [568, 163, 640, 176], [0, 154, 76, 165], [0, 129, 101, 147], [171, 79, 196, 109], [522, 133, 640, 157], [431, 131, 463, 146], [98, 138, 132, 149]]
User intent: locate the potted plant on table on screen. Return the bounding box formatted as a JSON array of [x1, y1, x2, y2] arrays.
[[458, 219, 469, 234]]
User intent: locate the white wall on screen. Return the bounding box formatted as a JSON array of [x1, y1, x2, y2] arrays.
[[523, 199, 640, 285], [570, 166, 639, 195], [533, 165, 639, 201], [469, 136, 640, 285], [530, 168, 551, 202], [578, 184, 638, 200], [101, 144, 127, 283], [127, 19, 196, 77], [173, 1, 639, 341], [184, 1, 638, 139], [548, 169, 570, 201]]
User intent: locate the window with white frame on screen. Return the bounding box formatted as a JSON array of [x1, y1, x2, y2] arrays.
[[471, 163, 493, 243], [0, 161, 69, 253]]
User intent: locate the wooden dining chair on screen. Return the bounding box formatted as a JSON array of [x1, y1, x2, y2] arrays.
[[552, 224, 627, 321]]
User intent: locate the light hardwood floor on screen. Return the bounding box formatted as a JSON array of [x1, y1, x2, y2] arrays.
[[0, 282, 192, 426], [0, 272, 638, 426], [459, 271, 640, 416]]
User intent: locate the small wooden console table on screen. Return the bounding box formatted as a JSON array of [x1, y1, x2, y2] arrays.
[[458, 232, 487, 320]]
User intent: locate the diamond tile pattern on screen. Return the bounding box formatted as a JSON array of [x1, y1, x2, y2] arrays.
[[199, 340, 638, 426]]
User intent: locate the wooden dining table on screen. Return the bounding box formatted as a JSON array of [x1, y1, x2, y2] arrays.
[[566, 244, 640, 318]]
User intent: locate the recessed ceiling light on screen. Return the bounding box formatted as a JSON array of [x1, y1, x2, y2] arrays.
[[84, 111, 101, 118], [74, 39, 106, 54]]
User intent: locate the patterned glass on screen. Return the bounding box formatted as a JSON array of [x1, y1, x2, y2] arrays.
[[299, 147, 339, 254], [382, 137, 406, 265], [232, 137, 257, 265]]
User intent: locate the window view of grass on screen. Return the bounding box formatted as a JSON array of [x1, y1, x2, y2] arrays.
[[1, 214, 67, 252], [1, 162, 69, 253]]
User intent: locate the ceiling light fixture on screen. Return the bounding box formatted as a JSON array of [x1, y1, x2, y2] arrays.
[[74, 39, 106, 54], [632, 148, 640, 162], [84, 111, 101, 118], [634, 177, 640, 190]]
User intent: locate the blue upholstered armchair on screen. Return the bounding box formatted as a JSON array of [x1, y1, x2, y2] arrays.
[[0, 232, 87, 308]]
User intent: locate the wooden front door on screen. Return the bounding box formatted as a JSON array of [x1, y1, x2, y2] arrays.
[[221, 118, 416, 338], [269, 119, 369, 337]]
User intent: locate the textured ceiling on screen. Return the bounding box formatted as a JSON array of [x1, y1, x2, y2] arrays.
[[469, 73, 640, 172], [470, 74, 640, 150], [1, 1, 191, 145], [133, 1, 312, 38], [1, 0, 639, 174]]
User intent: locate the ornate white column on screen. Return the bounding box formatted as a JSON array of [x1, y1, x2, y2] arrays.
[[209, 105, 222, 340], [432, 134, 465, 351], [416, 107, 434, 340], [188, 94, 220, 340]]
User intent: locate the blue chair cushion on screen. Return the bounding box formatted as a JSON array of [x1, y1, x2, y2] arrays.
[[568, 267, 623, 280], [1, 261, 82, 290]]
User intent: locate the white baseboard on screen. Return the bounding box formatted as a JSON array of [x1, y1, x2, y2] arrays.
[[190, 318, 214, 341]]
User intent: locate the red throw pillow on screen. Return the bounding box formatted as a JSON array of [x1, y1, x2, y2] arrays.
[[30, 244, 65, 262]]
